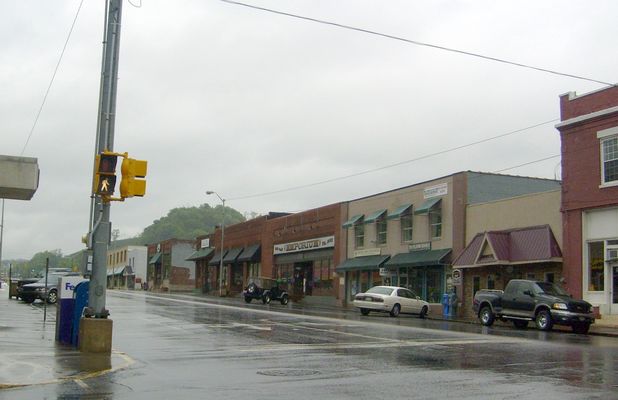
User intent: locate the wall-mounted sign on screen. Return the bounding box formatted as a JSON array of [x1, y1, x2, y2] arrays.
[[409, 242, 431, 252], [273, 235, 335, 255], [200, 238, 210, 249], [156, 243, 161, 253], [452, 269, 462, 285], [379, 268, 389, 277], [423, 183, 448, 199], [353, 248, 381, 257]]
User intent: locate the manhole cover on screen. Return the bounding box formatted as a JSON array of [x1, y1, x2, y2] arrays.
[[257, 369, 320, 377]]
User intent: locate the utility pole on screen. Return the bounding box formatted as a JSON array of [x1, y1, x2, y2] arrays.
[[81, 0, 123, 353]]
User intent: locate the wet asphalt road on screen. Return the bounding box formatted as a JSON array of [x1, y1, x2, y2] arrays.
[[3, 291, 618, 400]]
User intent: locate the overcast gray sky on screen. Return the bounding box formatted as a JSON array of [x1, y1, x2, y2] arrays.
[[2, 0, 617, 260]]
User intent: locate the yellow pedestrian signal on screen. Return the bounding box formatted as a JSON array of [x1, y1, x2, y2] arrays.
[[120, 157, 147, 198], [94, 152, 118, 197]]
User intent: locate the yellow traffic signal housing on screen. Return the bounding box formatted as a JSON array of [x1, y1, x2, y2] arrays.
[[120, 157, 147, 198], [94, 152, 118, 197]]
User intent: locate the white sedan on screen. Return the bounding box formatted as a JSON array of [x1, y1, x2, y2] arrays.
[[353, 286, 430, 318]]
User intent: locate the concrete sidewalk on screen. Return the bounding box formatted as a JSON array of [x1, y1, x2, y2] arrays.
[[0, 288, 131, 389]]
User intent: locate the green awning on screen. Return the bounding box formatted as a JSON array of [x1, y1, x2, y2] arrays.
[[148, 253, 161, 264], [335, 255, 390, 272], [385, 249, 451, 268], [208, 250, 227, 266], [186, 247, 214, 261], [364, 209, 387, 224], [223, 247, 243, 263], [342, 214, 364, 228], [414, 197, 442, 215], [237, 244, 261, 263], [387, 203, 412, 220]]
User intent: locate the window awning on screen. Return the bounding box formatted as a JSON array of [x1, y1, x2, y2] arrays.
[[107, 266, 125, 277], [223, 247, 243, 263], [342, 214, 364, 228], [208, 250, 228, 266], [364, 209, 387, 224], [186, 247, 214, 261], [148, 253, 162, 265], [385, 249, 451, 268], [335, 255, 390, 272], [414, 198, 442, 215], [387, 203, 412, 220], [237, 244, 261, 263]]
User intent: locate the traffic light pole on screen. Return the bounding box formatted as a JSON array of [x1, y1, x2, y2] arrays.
[[87, 0, 123, 323]]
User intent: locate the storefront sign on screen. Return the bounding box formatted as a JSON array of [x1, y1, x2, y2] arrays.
[[353, 248, 381, 257], [273, 235, 335, 255], [200, 238, 210, 248], [452, 269, 462, 285], [423, 183, 448, 199], [379, 268, 389, 277], [409, 242, 431, 252]]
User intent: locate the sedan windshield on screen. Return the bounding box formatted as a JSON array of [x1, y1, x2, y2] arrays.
[[366, 287, 394, 296], [36, 275, 62, 284], [534, 282, 570, 296]]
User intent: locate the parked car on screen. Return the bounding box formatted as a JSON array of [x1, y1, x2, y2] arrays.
[[18, 272, 80, 304], [242, 280, 289, 305], [354, 286, 430, 318], [473, 279, 595, 334], [9, 278, 39, 299]]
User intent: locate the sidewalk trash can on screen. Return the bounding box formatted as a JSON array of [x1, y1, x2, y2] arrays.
[[441, 293, 450, 317]]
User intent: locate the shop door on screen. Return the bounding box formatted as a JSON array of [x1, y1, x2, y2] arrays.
[[293, 262, 313, 297], [609, 262, 618, 314], [154, 264, 162, 288]]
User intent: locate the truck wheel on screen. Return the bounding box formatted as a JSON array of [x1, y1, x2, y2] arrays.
[[263, 294, 271, 304], [513, 320, 529, 329], [47, 289, 58, 304], [244, 296, 252, 303], [479, 306, 495, 326], [535, 309, 553, 331], [572, 322, 590, 334], [389, 304, 401, 317], [280, 294, 289, 305], [360, 308, 370, 316]]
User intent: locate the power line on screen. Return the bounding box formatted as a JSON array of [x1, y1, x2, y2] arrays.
[[21, 0, 85, 156], [228, 118, 558, 200], [219, 0, 615, 87]]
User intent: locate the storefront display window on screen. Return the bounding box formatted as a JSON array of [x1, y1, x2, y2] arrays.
[[588, 241, 605, 291], [312, 259, 334, 296]]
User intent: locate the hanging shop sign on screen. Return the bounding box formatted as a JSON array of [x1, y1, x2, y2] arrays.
[[423, 183, 448, 199], [200, 238, 210, 248], [274, 235, 335, 255], [452, 269, 462, 285]]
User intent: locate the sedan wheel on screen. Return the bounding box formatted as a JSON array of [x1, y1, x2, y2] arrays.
[[360, 308, 370, 316], [419, 306, 428, 319], [47, 290, 58, 304], [389, 304, 401, 317]]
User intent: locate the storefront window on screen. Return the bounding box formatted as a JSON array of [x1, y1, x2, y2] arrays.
[[429, 209, 442, 238], [354, 223, 365, 248], [588, 241, 605, 291], [401, 212, 413, 242], [312, 258, 334, 296], [371, 270, 382, 287], [376, 216, 387, 245]]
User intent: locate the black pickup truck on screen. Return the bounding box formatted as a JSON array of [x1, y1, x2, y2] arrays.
[[472, 279, 595, 334]]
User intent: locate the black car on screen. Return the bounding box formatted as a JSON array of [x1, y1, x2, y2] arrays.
[[9, 278, 39, 299], [19, 273, 79, 304], [242, 280, 289, 305]]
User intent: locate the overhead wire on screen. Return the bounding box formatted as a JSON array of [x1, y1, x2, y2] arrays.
[[228, 118, 559, 200], [20, 0, 85, 156], [219, 0, 615, 87]]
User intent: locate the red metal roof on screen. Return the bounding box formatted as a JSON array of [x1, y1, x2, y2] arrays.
[[453, 225, 562, 268]]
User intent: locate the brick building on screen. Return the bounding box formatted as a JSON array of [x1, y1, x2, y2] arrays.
[[147, 239, 195, 292], [556, 86, 618, 316]]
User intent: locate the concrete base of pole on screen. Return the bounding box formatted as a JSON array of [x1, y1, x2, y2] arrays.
[[79, 317, 113, 354]]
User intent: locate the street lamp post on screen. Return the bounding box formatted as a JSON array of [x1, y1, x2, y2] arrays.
[[206, 191, 225, 296]]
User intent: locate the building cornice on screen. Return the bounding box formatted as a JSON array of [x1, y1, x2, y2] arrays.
[[555, 105, 618, 130]]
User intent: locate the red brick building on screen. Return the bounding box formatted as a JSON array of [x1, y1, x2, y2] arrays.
[[147, 239, 195, 292], [557, 86, 618, 316]]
